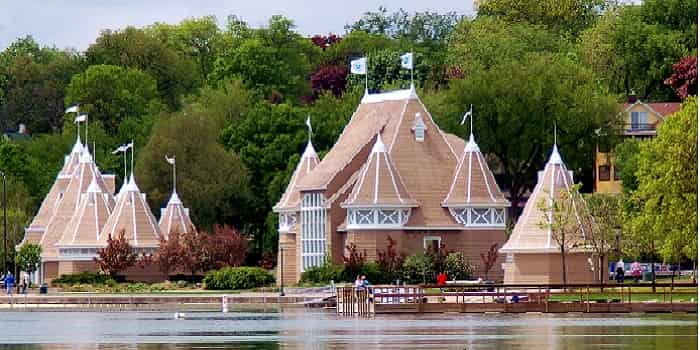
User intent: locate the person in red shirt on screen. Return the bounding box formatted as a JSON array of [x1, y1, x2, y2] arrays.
[[437, 271, 448, 285]]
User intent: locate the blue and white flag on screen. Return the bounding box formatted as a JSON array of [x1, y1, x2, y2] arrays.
[[400, 53, 413, 69], [350, 57, 367, 75]]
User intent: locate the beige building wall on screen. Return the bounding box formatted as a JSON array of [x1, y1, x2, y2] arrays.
[[503, 252, 602, 284]]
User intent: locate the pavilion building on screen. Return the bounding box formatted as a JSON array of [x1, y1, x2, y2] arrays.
[[500, 144, 597, 284], [274, 87, 509, 285], [159, 191, 195, 236]]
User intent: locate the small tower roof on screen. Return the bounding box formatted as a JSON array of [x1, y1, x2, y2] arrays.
[[342, 133, 417, 207], [443, 133, 509, 207], [57, 176, 113, 247], [158, 191, 195, 236], [500, 144, 585, 253], [273, 140, 321, 212], [99, 175, 161, 247]]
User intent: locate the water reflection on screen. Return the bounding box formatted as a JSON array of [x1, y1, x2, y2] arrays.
[[0, 309, 695, 350]]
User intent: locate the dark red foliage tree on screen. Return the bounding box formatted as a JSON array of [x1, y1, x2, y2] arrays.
[[154, 232, 185, 279], [310, 34, 341, 49], [480, 243, 500, 281], [94, 230, 138, 277], [180, 229, 211, 277], [207, 224, 248, 269], [664, 56, 697, 100], [310, 65, 348, 98], [258, 250, 277, 270], [376, 235, 405, 278]]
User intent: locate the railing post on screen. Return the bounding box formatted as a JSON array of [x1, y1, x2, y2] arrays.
[[586, 285, 590, 313]]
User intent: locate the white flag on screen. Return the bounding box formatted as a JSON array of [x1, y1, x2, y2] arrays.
[[74, 113, 87, 123], [350, 57, 367, 75], [112, 145, 127, 154], [460, 105, 473, 125], [65, 105, 79, 114], [400, 53, 413, 69], [305, 115, 313, 134], [165, 155, 175, 165], [124, 142, 133, 150]]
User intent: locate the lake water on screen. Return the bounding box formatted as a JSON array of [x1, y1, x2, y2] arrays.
[[0, 308, 696, 349]]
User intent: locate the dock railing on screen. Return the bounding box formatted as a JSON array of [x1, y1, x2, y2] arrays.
[[335, 282, 697, 314]]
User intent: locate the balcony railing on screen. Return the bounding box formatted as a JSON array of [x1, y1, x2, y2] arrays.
[[625, 123, 656, 132]]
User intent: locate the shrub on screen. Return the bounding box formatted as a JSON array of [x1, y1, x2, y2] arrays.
[[376, 236, 405, 283], [402, 253, 434, 284], [444, 252, 476, 280], [52, 272, 113, 286], [203, 267, 275, 290], [300, 262, 346, 284], [357, 262, 388, 284]]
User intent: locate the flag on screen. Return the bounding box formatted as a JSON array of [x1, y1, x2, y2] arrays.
[[305, 115, 313, 134], [65, 105, 79, 114], [350, 57, 367, 75], [124, 142, 133, 150], [112, 145, 127, 154], [400, 53, 413, 69], [460, 105, 473, 125], [74, 113, 87, 123], [165, 155, 175, 165]]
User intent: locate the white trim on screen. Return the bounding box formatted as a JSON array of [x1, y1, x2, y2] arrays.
[[131, 192, 138, 246], [360, 88, 418, 103], [466, 151, 472, 202], [383, 152, 405, 204], [423, 236, 441, 250], [475, 152, 496, 202], [388, 99, 410, 153], [373, 151, 380, 203], [415, 98, 459, 161], [445, 147, 467, 202]]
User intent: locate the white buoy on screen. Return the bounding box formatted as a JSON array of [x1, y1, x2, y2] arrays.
[[174, 312, 185, 319], [222, 295, 229, 313]]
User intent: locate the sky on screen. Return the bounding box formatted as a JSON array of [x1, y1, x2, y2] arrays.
[[0, 1, 475, 51]]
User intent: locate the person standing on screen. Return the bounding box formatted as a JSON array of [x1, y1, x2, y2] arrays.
[[21, 273, 28, 294]]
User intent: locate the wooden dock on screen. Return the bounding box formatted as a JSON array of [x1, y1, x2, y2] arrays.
[[336, 282, 698, 315]]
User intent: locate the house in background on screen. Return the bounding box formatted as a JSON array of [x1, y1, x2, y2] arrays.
[[595, 97, 681, 193], [2, 123, 31, 142]]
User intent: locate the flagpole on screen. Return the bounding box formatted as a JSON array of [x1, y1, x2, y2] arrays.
[[410, 51, 414, 88], [130, 139, 134, 177], [85, 115, 89, 154], [173, 157, 176, 193], [76, 107, 81, 145], [123, 148, 127, 182], [469, 105, 473, 136], [365, 56, 369, 94]]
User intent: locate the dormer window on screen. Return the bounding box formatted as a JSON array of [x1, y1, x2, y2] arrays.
[[347, 207, 411, 228], [413, 113, 426, 142]]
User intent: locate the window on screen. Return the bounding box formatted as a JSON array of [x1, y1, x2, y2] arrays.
[[423, 236, 441, 252], [278, 213, 297, 232], [630, 111, 648, 129], [301, 192, 326, 271], [346, 208, 411, 228], [447, 207, 506, 227], [613, 164, 621, 181], [598, 165, 611, 181]]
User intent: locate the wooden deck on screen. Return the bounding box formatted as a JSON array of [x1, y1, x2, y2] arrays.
[[336, 283, 698, 315]]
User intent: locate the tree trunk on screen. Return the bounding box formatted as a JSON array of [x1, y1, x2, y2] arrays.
[[561, 246, 567, 286], [599, 254, 606, 292], [651, 260, 656, 293]]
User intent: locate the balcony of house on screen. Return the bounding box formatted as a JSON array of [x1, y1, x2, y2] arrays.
[[623, 122, 657, 136]]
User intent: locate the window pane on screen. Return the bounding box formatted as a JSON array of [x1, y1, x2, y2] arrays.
[[598, 165, 611, 181]]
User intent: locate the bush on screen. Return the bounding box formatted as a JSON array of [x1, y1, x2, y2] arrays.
[[300, 263, 345, 284], [444, 252, 476, 280], [402, 253, 434, 284], [52, 272, 113, 286], [203, 267, 275, 290]]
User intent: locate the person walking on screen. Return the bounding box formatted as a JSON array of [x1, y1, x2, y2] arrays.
[[4, 272, 14, 296], [615, 260, 625, 284], [21, 273, 28, 294]]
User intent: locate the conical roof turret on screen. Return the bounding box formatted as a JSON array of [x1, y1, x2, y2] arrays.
[[342, 133, 417, 207], [99, 174, 161, 247], [500, 144, 584, 253], [273, 140, 320, 211], [57, 176, 114, 247], [443, 133, 509, 207], [159, 191, 195, 237]]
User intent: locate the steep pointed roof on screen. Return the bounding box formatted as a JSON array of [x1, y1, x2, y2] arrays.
[[39, 148, 115, 258], [57, 177, 114, 247], [26, 138, 85, 234], [500, 145, 583, 253], [158, 191, 195, 236], [99, 175, 161, 247], [342, 133, 417, 207], [443, 133, 509, 207], [273, 140, 320, 212]]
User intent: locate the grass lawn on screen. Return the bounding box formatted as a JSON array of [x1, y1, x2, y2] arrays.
[[546, 285, 697, 303]]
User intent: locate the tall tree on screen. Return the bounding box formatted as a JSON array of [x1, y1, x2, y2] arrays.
[[94, 230, 138, 277], [64, 64, 160, 134]]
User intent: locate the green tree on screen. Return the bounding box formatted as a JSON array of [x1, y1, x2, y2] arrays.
[[64, 64, 160, 134], [613, 139, 642, 192], [211, 16, 320, 102], [86, 26, 199, 109], [136, 111, 253, 231], [476, 0, 607, 35], [583, 193, 622, 284], [15, 243, 41, 276], [426, 52, 618, 216], [627, 97, 697, 279]]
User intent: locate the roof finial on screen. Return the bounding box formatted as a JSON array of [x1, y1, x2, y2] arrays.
[[305, 114, 313, 142], [554, 121, 557, 146], [371, 131, 386, 153]]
